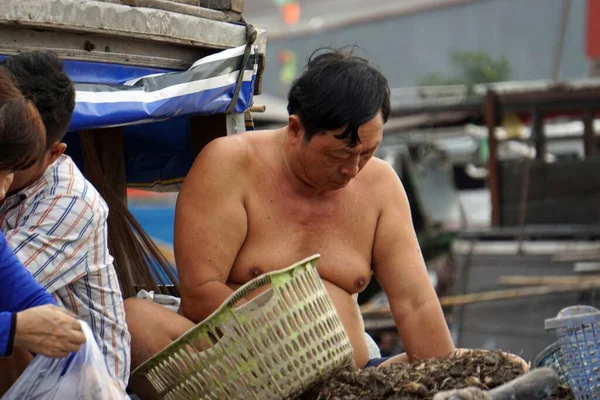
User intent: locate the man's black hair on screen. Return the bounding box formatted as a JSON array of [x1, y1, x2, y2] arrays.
[[1, 50, 75, 148], [287, 47, 391, 147]]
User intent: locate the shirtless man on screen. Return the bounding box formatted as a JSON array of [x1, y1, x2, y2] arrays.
[[125, 49, 456, 378]]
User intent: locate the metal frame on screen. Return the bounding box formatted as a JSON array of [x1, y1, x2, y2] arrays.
[[0, 0, 266, 70], [387, 80, 600, 227], [485, 85, 600, 226], [0, 0, 264, 198]]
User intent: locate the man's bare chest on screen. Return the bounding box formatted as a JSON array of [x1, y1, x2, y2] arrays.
[[229, 188, 379, 293], [247, 183, 377, 240]]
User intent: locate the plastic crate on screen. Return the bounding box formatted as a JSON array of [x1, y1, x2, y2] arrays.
[[131, 254, 354, 400], [545, 305, 600, 399]]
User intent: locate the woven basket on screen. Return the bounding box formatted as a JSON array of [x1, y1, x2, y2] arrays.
[[131, 254, 354, 400]]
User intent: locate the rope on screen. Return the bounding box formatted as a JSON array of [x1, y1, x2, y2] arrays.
[[225, 22, 258, 114]]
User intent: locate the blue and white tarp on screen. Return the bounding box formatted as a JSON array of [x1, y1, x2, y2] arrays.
[[51, 45, 259, 191], [70, 45, 258, 130]]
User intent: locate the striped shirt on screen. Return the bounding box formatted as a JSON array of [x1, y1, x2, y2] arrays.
[[0, 155, 131, 390]]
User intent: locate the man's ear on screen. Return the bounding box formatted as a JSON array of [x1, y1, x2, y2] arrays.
[[47, 142, 67, 165], [288, 115, 304, 140]]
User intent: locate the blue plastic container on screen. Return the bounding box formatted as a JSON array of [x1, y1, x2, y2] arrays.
[[545, 305, 600, 400], [534, 341, 570, 384]]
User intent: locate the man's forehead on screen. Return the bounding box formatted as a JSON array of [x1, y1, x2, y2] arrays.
[[333, 138, 380, 153], [316, 114, 383, 150], [351, 125, 383, 148]]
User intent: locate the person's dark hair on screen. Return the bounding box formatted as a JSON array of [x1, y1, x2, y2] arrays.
[[0, 68, 46, 171], [1, 50, 75, 148], [2, 51, 176, 298], [287, 47, 391, 147]]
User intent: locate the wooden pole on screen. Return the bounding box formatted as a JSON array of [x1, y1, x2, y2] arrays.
[[198, 0, 244, 13], [120, 0, 227, 21], [190, 114, 228, 157], [82, 127, 128, 205], [189, 113, 246, 157]]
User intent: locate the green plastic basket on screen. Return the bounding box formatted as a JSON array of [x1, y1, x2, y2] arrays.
[[131, 254, 354, 400]]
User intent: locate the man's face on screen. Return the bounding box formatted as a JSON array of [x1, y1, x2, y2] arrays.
[[9, 142, 66, 194], [10, 155, 48, 193], [299, 112, 384, 191], [0, 171, 14, 202]]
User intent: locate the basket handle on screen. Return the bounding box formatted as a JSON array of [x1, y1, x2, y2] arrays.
[[130, 254, 321, 378], [223, 254, 321, 310]]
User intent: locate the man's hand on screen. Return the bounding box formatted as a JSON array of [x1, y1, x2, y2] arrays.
[[14, 304, 86, 358]]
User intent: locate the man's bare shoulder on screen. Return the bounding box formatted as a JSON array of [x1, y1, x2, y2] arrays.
[[357, 157, 408, 211], [183, 130, 275, 193], [360, 157, 402, 188], [186, 134, 254, 184], [191, 130, 274, 169], [197, 134, 249, 166]]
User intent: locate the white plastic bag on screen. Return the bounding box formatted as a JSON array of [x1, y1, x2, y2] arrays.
[[2, 321, 128, 400]]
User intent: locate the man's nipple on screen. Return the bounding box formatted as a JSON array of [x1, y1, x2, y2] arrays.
[[355, 277, 366, 290], [249, 266, 263, 278]]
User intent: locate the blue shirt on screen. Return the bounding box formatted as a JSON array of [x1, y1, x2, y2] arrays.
[[0, 230, 55, 356]]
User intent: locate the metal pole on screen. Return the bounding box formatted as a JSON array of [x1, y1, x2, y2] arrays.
[[551, 0, 572, 80], [583, 108, 596, 157], [485, 91, 501, 227], [533, 108, 546, 161]]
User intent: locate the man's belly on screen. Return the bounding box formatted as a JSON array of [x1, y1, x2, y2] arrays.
[[321, 279, 369, 368], [227, 278, 370, 368]]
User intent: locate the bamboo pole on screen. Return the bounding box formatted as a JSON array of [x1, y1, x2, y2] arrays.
[[552, 250, 600, 262], [361, 283, 600, 316], [439, 285, 600, 307], [250, 104, 266, 113], [499, 275, 600, 286]]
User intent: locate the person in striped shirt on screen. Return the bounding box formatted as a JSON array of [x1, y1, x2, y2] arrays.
[[0, 51, 131, 390], [0, 66, 87, 395]]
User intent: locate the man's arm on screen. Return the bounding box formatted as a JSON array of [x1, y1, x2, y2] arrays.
[[174, 136, 249, 323], [5, 195, 96, 293], [372, 162, 455, 361]]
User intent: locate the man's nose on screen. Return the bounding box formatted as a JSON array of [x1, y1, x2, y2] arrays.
[[340, 162, 359, 178]]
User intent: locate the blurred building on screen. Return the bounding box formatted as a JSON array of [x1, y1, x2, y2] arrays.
[[245, 0, 590, 98], [587, 0, 600, 76]]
